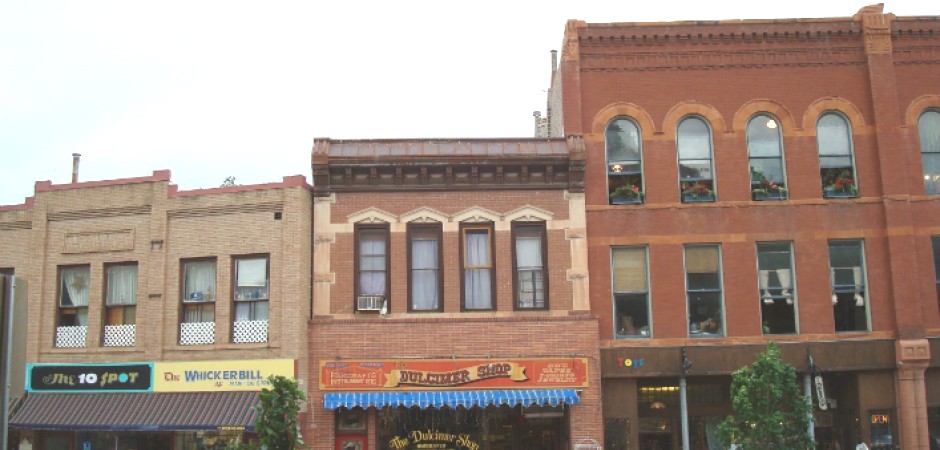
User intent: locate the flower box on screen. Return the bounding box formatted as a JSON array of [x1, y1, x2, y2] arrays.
[[824, 189, 858, 199], [682, 193, 715, 203], [753, 190, 787, 201], [611, 196, 643, 205]]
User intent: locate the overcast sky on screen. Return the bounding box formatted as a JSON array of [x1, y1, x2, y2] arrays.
[[0, 1, 934, 205]]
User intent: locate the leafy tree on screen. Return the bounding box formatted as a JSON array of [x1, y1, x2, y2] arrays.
[[221, 176, 237, 187], [255, 375, 306, 450], [718, 342, 814, 449]]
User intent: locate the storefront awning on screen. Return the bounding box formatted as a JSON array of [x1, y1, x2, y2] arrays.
[[324, 389, 580, 410], [9, 391, 259, 431]]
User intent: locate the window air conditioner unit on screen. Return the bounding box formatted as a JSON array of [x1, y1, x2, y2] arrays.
[[357, 296, 385, 312]]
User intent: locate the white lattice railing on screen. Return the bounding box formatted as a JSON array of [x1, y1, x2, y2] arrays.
[[180, 321, 215, 345], [55, 325, 87, 348], [103, 324, 136, 347], [233, 320, 269, 343]]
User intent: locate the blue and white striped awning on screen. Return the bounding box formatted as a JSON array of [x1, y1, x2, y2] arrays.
[[324, 389, 580, 410]]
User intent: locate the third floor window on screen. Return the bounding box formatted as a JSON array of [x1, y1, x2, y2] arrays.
[[607, 117, 644, 205], [677, 116, 715, 203], [817, 112, 859, 199], [919, 109, 940, 195], [747, 114, 787, 201]]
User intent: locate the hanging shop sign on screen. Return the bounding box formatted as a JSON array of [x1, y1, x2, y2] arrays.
[[814, 375, 828, 410], [154, 359, 295, 392], [27, 363, 153, 392], [320, 358, 588, 390]]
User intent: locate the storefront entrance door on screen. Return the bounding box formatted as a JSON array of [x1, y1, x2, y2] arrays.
[[337, 435, 368, 450]]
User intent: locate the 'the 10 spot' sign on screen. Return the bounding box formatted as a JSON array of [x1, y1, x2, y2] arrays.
[[27, 363, 153, 392]]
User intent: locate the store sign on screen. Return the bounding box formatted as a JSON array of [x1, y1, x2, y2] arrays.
[[27, 363, 153, 392], [871, 414, 890, 424], [388, 430, 481, 450], [814, 375, 827, 410], [154, 359, 294, 392], [320, 358, 588, 390]]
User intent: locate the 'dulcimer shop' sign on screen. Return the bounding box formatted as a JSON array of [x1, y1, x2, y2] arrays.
[[319, 358, 588, 390]]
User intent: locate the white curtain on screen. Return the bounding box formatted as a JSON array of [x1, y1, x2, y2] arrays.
[[236, 301, 269, 321], [61, 267, 89, 307], [107, 265, 137, 305], [515, 235, 543, 304], [184, 261, 216, 301], [758, 270, 771, 299], [411, 237, 439, 310], [464, 231, 492, 309], [359, 237, 387, 296], [236, 258, 268, 300], [777, 268, 792, 295]]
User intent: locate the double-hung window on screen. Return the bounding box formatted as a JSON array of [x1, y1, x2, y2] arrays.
[[677, 116, 716, 203], [181, 259, 216, 345], [461, 223, 495, 310], [756, 243, 796, 334], [409, 224, 442, 312], [685, 245, 723, 337], [828, 240, 869, 332], [932, 237, 940, 307], [233, 256, 269, 343], [356, 224, 389, 312], [104, 264, 137, 347], [817, 112, 859, 198], [56, 265, 90, 347], [513, 222, 547, 310], [612, 247, 650, 338], [748, 114, 787, 201], [607, 117, 644, 205], [919, 110, 940, 195]]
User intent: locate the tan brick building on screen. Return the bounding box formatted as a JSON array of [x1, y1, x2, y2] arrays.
[[308, 137, 603, 450], [551, 4, 940, 450], [0, 170, 312, 449]]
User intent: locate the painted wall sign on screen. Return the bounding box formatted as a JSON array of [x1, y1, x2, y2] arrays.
[[319, 358, 588, 391], [154, 359, 295, 392], [27, 363, 153, 392], [388, 430, 481, 450]]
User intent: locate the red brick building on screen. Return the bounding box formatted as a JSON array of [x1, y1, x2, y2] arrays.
[[308, 138, 603, 450], [552, 5, 940, 449]]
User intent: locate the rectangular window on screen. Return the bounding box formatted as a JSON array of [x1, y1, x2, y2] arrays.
[[757, 242, 796, 335], [828, 240, 870, 332], [234, 256, 269, 320], [181, 259, 216, 323], [408, 224, 442, 312], [933, 237, 940, 307], [356, 224, 389, 312], [0, 268, 13, 276], [105, 264, 137, 326], [461, 223, 494, 310], [685, 245, 723, 337], [612, 247, 650, 338], [59, 266, 90, 327], [513, 222, 547, 310]]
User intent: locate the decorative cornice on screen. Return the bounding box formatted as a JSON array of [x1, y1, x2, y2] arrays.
[[452, 207, 501, 223], [346, 207, 397, 224], [580, 47, 866, 72], [400, 207, 449, 223], [504, 205, 553, 222]]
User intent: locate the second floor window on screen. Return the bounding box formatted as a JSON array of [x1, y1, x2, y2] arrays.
[[933, 237, 940, 307], [105, 264, 137, 326], [182, 260, 216, 323], [234, 256, 269, 321], [409, 224, 442, 312], [356, 225, 389, 311], [757, 242, 796, 335], [748, 114, 787, 200], [919, 110, 940, 195], [461, 224, 494, 310], [612, 247, 650, 338], [817, 112, 859, 198], [513, 222, 547, 310], [685, 245, 723, 337], [678, 116, 715, 203], [59, 266, 90, 327], [607, 117, 644, 205], [828, 240, 869, 332]]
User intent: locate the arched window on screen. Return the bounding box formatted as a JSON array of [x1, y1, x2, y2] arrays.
[[606, 117, 643, 204], [677, 116, 715, 202], [817, 112, 858, 198], [919, 110, 940, 195], [747, 114, 787, 201]]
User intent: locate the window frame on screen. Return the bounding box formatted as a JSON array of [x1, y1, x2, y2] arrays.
[[747, 113, 788, 201], [232, 254, 270, 323], [611, 246, 651, 339], [606, 116, 645, 205], [677, 115, 716, 203], [683, 244, 724, 338], [57, 264, 91, 328], [180, 257, 217, 324], [104, 262, 138, 327], [755, 242, 797, 335], [828, 239, 871, 333], [933, 236, 940, 310], [460, 222, 496, 311], [511, 221, 549, 311], [817, 111, 859, 199], [918, 109, 940, 195], [407, 223, 444, 312], [354, 223, 391, 311]]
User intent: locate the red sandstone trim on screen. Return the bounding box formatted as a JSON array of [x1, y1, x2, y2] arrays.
[[0, 197, 34, 211]]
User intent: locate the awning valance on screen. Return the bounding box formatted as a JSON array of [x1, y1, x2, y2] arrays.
[[324, 389, 580, 410], [10, 391, 259, 431]]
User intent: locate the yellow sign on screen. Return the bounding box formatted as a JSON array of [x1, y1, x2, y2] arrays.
[[154, 359, 294, 392]]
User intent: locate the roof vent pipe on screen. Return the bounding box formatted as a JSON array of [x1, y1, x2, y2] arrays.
[[71, 153, 81, 183]]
